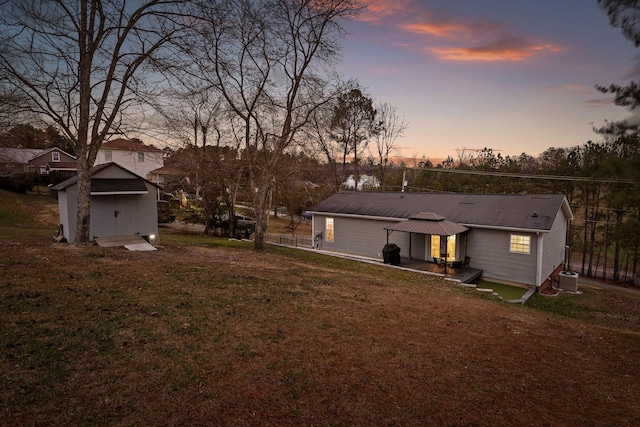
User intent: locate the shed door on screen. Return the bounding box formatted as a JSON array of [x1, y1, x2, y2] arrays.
[[91, 195, 139, 238]]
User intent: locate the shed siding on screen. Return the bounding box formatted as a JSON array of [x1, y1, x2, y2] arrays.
[[56, 164, 158, 242], [466, 229, 538, 286], [57, 191, 70, 241]]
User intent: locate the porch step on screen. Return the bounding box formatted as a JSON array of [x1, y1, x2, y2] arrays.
[[94, 235, 157, 251]]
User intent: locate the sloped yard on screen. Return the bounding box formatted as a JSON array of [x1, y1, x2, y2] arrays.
[[1, 190, 640, 425]]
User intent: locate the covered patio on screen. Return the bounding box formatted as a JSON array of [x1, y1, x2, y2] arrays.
[[384, 212, 482, 283], [397, 256, 483, 283]]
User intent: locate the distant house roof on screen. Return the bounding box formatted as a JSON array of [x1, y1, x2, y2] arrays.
[[0, 148, 44, 163], [100, 138, 163, 153], [28, 147, 76, 162], [51, 162, 159, 191], [148, 165, 182, 175], [309, 192, 573, 232]]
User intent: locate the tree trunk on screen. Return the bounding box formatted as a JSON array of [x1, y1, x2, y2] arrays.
[[74, 160, 92, 244], [253, 182, 272, 250]]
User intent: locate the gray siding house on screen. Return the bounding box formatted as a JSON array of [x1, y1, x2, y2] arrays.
[[52, 163, 159, 243], [309, 192, 574, 288]]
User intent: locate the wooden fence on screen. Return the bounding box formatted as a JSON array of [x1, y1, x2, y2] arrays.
[[265, 233, 313, 249]]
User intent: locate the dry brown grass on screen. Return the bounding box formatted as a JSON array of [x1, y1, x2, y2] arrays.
[[2, 190, 640, 425], [2, 233, 640, 426]]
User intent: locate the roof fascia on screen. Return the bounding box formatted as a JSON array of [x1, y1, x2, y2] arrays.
[[307, 211, 403, 222], [309, 211, 551, 233], [461, 224, 550, 234]]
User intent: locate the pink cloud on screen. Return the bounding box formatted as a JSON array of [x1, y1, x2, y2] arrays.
[[355, 1, 564, 63], [428, 38, 564, 62], [357, 0, 414, 23]]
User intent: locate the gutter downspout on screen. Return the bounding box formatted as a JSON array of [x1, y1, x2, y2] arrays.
[[536, 232, 544, 287]]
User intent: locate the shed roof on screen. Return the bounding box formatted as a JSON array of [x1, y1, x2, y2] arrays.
[[51, 162, 158, 191], [309, 192, 573, 232], [91, 179, 148, 195]]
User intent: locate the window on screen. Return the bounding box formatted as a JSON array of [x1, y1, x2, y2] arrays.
[[104, 150, 112, 162], [52, 151, 60, 162], [138, 152, 145, 162], [430, 235, 456, 260], [325, 218, 334, 242], [510, 234, 531, 254]]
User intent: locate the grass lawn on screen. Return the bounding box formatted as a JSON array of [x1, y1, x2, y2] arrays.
[[2, 190, 640, 426], [475, 280, 530, 300]]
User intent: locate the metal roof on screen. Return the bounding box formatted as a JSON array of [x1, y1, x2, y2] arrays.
[[90, 179, 148, 194], [385, 217, 469, 236], [309, 192, 573, 232], [51, 162, 158, 191]]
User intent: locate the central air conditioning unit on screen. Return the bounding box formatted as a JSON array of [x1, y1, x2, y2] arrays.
[[558, 271, 579, 292]]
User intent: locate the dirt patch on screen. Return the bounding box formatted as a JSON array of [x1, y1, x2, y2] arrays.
[[1, 239, 640, 426]]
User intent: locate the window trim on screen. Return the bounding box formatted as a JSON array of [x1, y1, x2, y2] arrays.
[[104, 150, 112, 162], [137, 152, 145, 162], [510, 234, 531, 254], [52, 151, 60, 162], [325, 217, 334, 242]]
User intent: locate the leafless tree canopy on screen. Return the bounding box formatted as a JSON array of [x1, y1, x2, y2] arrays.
[[173, 0, 361, 249], [0, 0, 187, 243]]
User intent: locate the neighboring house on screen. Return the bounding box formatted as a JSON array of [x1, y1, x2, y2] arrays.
[[95, 138, 164, 180], [147, 165, 183, 186], [52, 162, 159, 243], [46, 162, 79, 186], [343, 174, 380, 190], [0, 147, 43, 176], [28, 147, 77, 184], [147, 165, 184, 200], [308, 192, 574, 288]]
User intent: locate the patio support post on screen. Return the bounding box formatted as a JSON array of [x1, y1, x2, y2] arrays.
[[443, 235, 448, 275]]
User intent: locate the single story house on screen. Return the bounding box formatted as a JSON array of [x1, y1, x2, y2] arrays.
[[52, 162, 159, 243], [308, 192, 574, 288]]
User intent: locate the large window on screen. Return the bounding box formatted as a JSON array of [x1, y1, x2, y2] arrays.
[[510, 234, 531, 254], [325, 218, 334, 242], [430, 235, 456, 260]]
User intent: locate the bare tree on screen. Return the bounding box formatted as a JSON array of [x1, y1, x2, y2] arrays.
[[0, 1, 184, 243], [183, 0, 360, 250], [369, 102, 408, 190]]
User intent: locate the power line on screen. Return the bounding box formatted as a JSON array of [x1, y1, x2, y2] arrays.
[[420, 167, 636, 185]]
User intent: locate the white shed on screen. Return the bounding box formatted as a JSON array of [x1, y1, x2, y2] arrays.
[[52, 162, 159, 243]]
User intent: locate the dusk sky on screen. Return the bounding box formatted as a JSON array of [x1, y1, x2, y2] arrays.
[[338, 0, 640, 162]]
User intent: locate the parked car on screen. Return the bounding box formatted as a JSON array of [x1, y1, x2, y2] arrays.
[[210, 213, 256, 238], [157, 200, 176, 223]]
